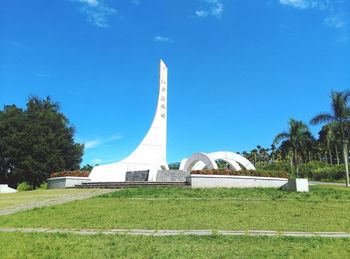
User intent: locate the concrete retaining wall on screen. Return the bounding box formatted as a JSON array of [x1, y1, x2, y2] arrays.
[[190, 174, 288, 188], [47, 177, 91, 189], [156, 170, 189, 182], [0, 184, 17, 193]]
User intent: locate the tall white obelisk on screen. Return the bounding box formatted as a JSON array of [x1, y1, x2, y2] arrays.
[[122, 59, 168, 167], [89, 60, 168, 182]]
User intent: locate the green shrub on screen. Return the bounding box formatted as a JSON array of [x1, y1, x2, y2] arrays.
[[17, 182, 33, 192], [257, 161, 292, 173], [38, 182, 48, 189], [311, 167, 345, 181], [299, 161, 327, 178], [299, 162, 345, 181], [191, 169, 290, 179], [257, 160, 346, 181]]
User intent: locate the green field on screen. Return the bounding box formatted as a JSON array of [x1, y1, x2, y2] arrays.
[[0, 185, 349, 232], [1, 233, 349, 258], [0, 189, 98, 210]]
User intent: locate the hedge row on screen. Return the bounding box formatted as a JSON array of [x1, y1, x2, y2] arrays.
[[191, 169, 290, 179], [50, 170, 90, 178], [257, 161, 347, 181], [299, 163, 345, 181]]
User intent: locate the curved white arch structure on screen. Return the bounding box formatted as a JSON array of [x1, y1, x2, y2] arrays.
[[181, 151, 255, 173], [179, 158, 188, 171], [182, 153, 218, 173], [191, 159, 241, 171], [89, 60, 168, 182], [192, 161, 206, 170], [209, 151, 255, 170]]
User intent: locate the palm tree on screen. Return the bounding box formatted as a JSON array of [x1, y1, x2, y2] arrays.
[[319, 125, 334, 164], [327, 123, 342, 165], [304, 133, 316, 163], [273, 118, 313, 176], [310, 90, 350, 187], [251, 149, 258, 166], [278, 140, 291, 162], [270, 144, 276, 161]]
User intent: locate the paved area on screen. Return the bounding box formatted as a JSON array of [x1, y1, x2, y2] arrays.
[[309, 181, 346, 186], [0, 227, 349, 238], [0, 189, 115, 216]]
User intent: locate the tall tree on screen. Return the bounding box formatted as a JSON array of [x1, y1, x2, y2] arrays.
[[0, 96, 84, 187], [273, 118, 313, 176], [319, 124, 338, 165], [0, 105, 26, 184], [310, 90, 350, 187]]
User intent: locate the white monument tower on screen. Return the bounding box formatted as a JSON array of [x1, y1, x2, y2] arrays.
[[89, 60, 168, 182]]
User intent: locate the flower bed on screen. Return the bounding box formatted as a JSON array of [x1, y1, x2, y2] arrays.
[[50, 170, 90, 178], [191, 169, 290, 179]]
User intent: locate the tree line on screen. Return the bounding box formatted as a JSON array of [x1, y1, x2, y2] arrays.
[[242, 90, 350, 187]]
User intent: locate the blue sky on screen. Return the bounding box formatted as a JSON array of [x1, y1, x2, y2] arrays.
[[1, 0, 349, 166]]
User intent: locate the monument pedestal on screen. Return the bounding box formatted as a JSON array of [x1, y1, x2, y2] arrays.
[[0, 184, 17, 193], [282, 178, 309, 192]]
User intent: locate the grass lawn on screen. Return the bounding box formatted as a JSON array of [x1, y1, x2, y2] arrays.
[[0, 189, 97, 210], [1, 232, 349, 258], [0, 185, 349, 232]]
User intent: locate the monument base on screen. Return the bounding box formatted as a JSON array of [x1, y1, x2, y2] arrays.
[[156, 170, 189, 182], [0, 184, 17, 193], [89, 162, 163, 182], [281, 178, 309, 192]]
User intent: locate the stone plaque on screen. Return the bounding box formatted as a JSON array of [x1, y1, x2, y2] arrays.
[[125, 170, 150, 182]]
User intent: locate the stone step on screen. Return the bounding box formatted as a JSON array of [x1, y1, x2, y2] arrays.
[[82, 181, 186, 185], [72, 181, 189, 189]]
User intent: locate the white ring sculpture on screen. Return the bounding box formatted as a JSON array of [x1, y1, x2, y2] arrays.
[[209, 151, 255, 170], [181, 153, 218, 173], [180, 151, 255, 173], [192, 151, 242, 170]]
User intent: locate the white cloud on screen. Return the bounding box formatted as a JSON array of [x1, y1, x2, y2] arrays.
[[324, 14, 347, 28], [72, 0, 117, 28], [195, 0, 224, 19], [211, 2, 224, 17], [131, 0, 140, 5], [79, 0, 99, 7], [84, 139, 102, 149], [82, 133, 123, 150], [195, 10, 209, 17], [108, 134, 123, 141], [279, 0, 348, 30], [279, 0, 319, 9], [154, 36, 173, 43]]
